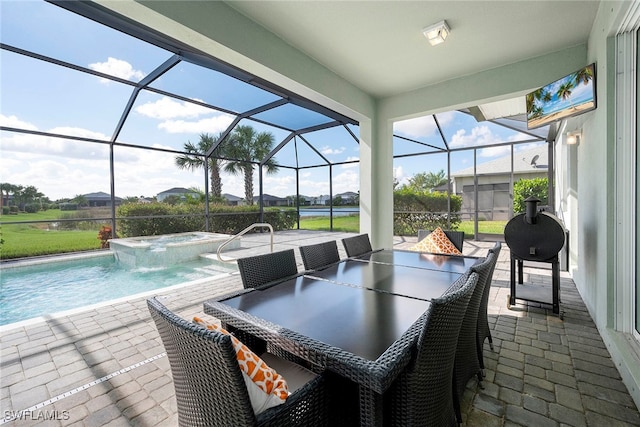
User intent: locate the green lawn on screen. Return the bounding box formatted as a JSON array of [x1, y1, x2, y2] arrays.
[[298, 215, 360, 232], [1, 210, 105, 259], [0, 210, 507, 259]]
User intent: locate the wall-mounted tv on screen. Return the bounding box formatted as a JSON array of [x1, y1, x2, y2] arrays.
[[526, 63, 596, 129]]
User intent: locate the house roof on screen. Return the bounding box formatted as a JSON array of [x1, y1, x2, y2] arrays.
[[254, 193, 287, 201], [84, 191, 122, 201], [451, 145, 549, 178], [222, 193, 243, 202], [158, 187, 198, 195]]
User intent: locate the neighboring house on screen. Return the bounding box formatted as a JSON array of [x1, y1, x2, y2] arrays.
[[253, 193, 288, 207], [138, 197, 154, 204], [156, 187, 200, 202], [451, 145, 548, 221], [317, 194, 331, 205], [336, 191, 358, 204], [84, 192, 123, 207], [223, 193, 245, 206]]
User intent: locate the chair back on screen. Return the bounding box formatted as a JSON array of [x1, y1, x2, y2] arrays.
[[147, 297, 257, 427], [418, 229, 465, 252], [341, 234, 373, 257], [237, 249, 299, 289], [476, 242, 501, 368], [452, 253, 495, 422], [299, 240, 340, 270], [385, 272, 478, 427]]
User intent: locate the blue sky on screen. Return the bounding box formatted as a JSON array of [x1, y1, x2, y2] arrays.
[[1, 1, 546, 201]]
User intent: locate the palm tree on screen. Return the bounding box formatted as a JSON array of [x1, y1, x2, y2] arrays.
[[557, 81, 575, 109], [573, 65, 594, 86], [0, 182, 20, 212], [223, 125, 279, 205], [176, 133, 226, 198]]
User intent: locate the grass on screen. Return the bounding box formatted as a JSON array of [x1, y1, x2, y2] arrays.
[[298, 215, 360, 232], [1, 210, 105, 259], [0, 210, 507, 259]]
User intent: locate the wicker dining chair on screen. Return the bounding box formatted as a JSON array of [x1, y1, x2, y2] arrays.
[[147, 297, 330, 427], [341, 233, 373, 257], [384, 272, 478, 427], [237, 249, 299, 289], [452, 252, 496, 423], [417, 229, 465, 253], [477, 242, 501, 375], [299, 240, 341, 270]]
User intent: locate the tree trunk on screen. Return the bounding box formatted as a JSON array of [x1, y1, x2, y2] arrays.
[[209, 159, 222, 198], [244, 164, 254, 205]]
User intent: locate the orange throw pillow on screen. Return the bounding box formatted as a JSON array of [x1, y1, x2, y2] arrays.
[[408, 227, 462, 255], [193, 316, 289, 414]]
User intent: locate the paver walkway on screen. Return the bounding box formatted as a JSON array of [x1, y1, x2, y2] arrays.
[[1, 230, 639, 426]]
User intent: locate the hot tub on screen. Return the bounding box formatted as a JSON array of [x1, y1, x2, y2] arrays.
[[109, 232, 239, 268]]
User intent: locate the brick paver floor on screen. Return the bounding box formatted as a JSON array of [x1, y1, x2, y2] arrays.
[[1, 231, 639, 426]]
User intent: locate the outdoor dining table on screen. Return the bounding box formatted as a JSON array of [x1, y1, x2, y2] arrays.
[[305, 257, 465, 301], [354, 248, 480, 273], [203, 249, 473, 426]]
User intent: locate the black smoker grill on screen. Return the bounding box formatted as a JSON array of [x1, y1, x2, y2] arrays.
[[504, 197, 566, 315]]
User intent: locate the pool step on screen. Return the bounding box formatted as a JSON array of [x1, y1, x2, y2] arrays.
[[194, 263, 237, 275], [199, 253, 238, 271]]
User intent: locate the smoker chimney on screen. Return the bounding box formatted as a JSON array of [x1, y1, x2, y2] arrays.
[[524, 196, 540, 225]]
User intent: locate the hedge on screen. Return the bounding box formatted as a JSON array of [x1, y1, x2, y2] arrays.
[[393, 189, 462, 236], [116, 203, 298, 237]]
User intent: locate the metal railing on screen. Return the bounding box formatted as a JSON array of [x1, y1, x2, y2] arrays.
[[216, 223, 274, 263]]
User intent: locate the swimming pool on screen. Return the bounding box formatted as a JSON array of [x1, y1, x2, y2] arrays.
[[0, 253, 235, 326]]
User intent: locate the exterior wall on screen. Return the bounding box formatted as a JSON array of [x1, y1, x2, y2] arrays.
[[562, 0, 640, 408]]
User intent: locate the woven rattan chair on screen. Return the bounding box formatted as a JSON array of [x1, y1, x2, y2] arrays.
[[384, 272, 478, 427], [299, 240, 341, 270], [477, 242, 501, 375], [147, 297, 330, 427], [341, 233, 373, 257], [452, 252, 496, 423], [417, 229, 465, 253], [237, 249, 299, 289]]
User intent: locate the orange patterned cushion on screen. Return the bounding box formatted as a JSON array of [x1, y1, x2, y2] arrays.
[[193, 316, 289, 414], [408, 227, 462, 255]]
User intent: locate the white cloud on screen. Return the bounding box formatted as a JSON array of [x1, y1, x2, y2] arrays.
[[0, 114, 38, 131], [135, 96, 213, 120], [158, 114, 235, 134], [450, 125, 501, 148], [394, 111, 455, 138], [320, 146, 346, 155], [88, 57, 145, 82]]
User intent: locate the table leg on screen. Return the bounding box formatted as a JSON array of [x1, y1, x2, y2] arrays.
[[552, 260, 560, 314], [510, 256, 516, 306], [359, 386, 383, 427]]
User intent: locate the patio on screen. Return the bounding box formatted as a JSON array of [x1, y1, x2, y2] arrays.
[[1, 230, 638, 426]]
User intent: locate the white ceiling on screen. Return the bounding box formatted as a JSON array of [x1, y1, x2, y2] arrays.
[[226, 1, 601, 99]]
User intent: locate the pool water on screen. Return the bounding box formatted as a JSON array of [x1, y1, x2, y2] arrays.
[[0, 255, 231, 326]]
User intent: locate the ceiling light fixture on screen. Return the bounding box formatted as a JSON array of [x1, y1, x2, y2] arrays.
[[423, 20, 450, 46]]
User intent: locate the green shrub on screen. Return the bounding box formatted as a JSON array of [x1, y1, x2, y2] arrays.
[[513, 177, 548, 213], [24, 204, 39, 213], [393, 189, 462, 236], [116, 203, 298, 237], [2, 207, 8, 215], [9, 206, 19, 214], [60, 203, 78, 211]]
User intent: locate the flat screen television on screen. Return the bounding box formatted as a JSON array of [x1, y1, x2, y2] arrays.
[[526, 63, 596, 129]]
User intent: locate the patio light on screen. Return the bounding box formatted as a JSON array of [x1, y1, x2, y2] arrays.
[[423, 20, 450, 46], [566, 131, 582, 145]]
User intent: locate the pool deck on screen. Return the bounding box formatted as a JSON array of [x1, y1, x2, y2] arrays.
[[1, 230, 639, 426]]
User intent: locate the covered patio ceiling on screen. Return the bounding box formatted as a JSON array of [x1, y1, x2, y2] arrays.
[[1, 1, 562, 179]]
